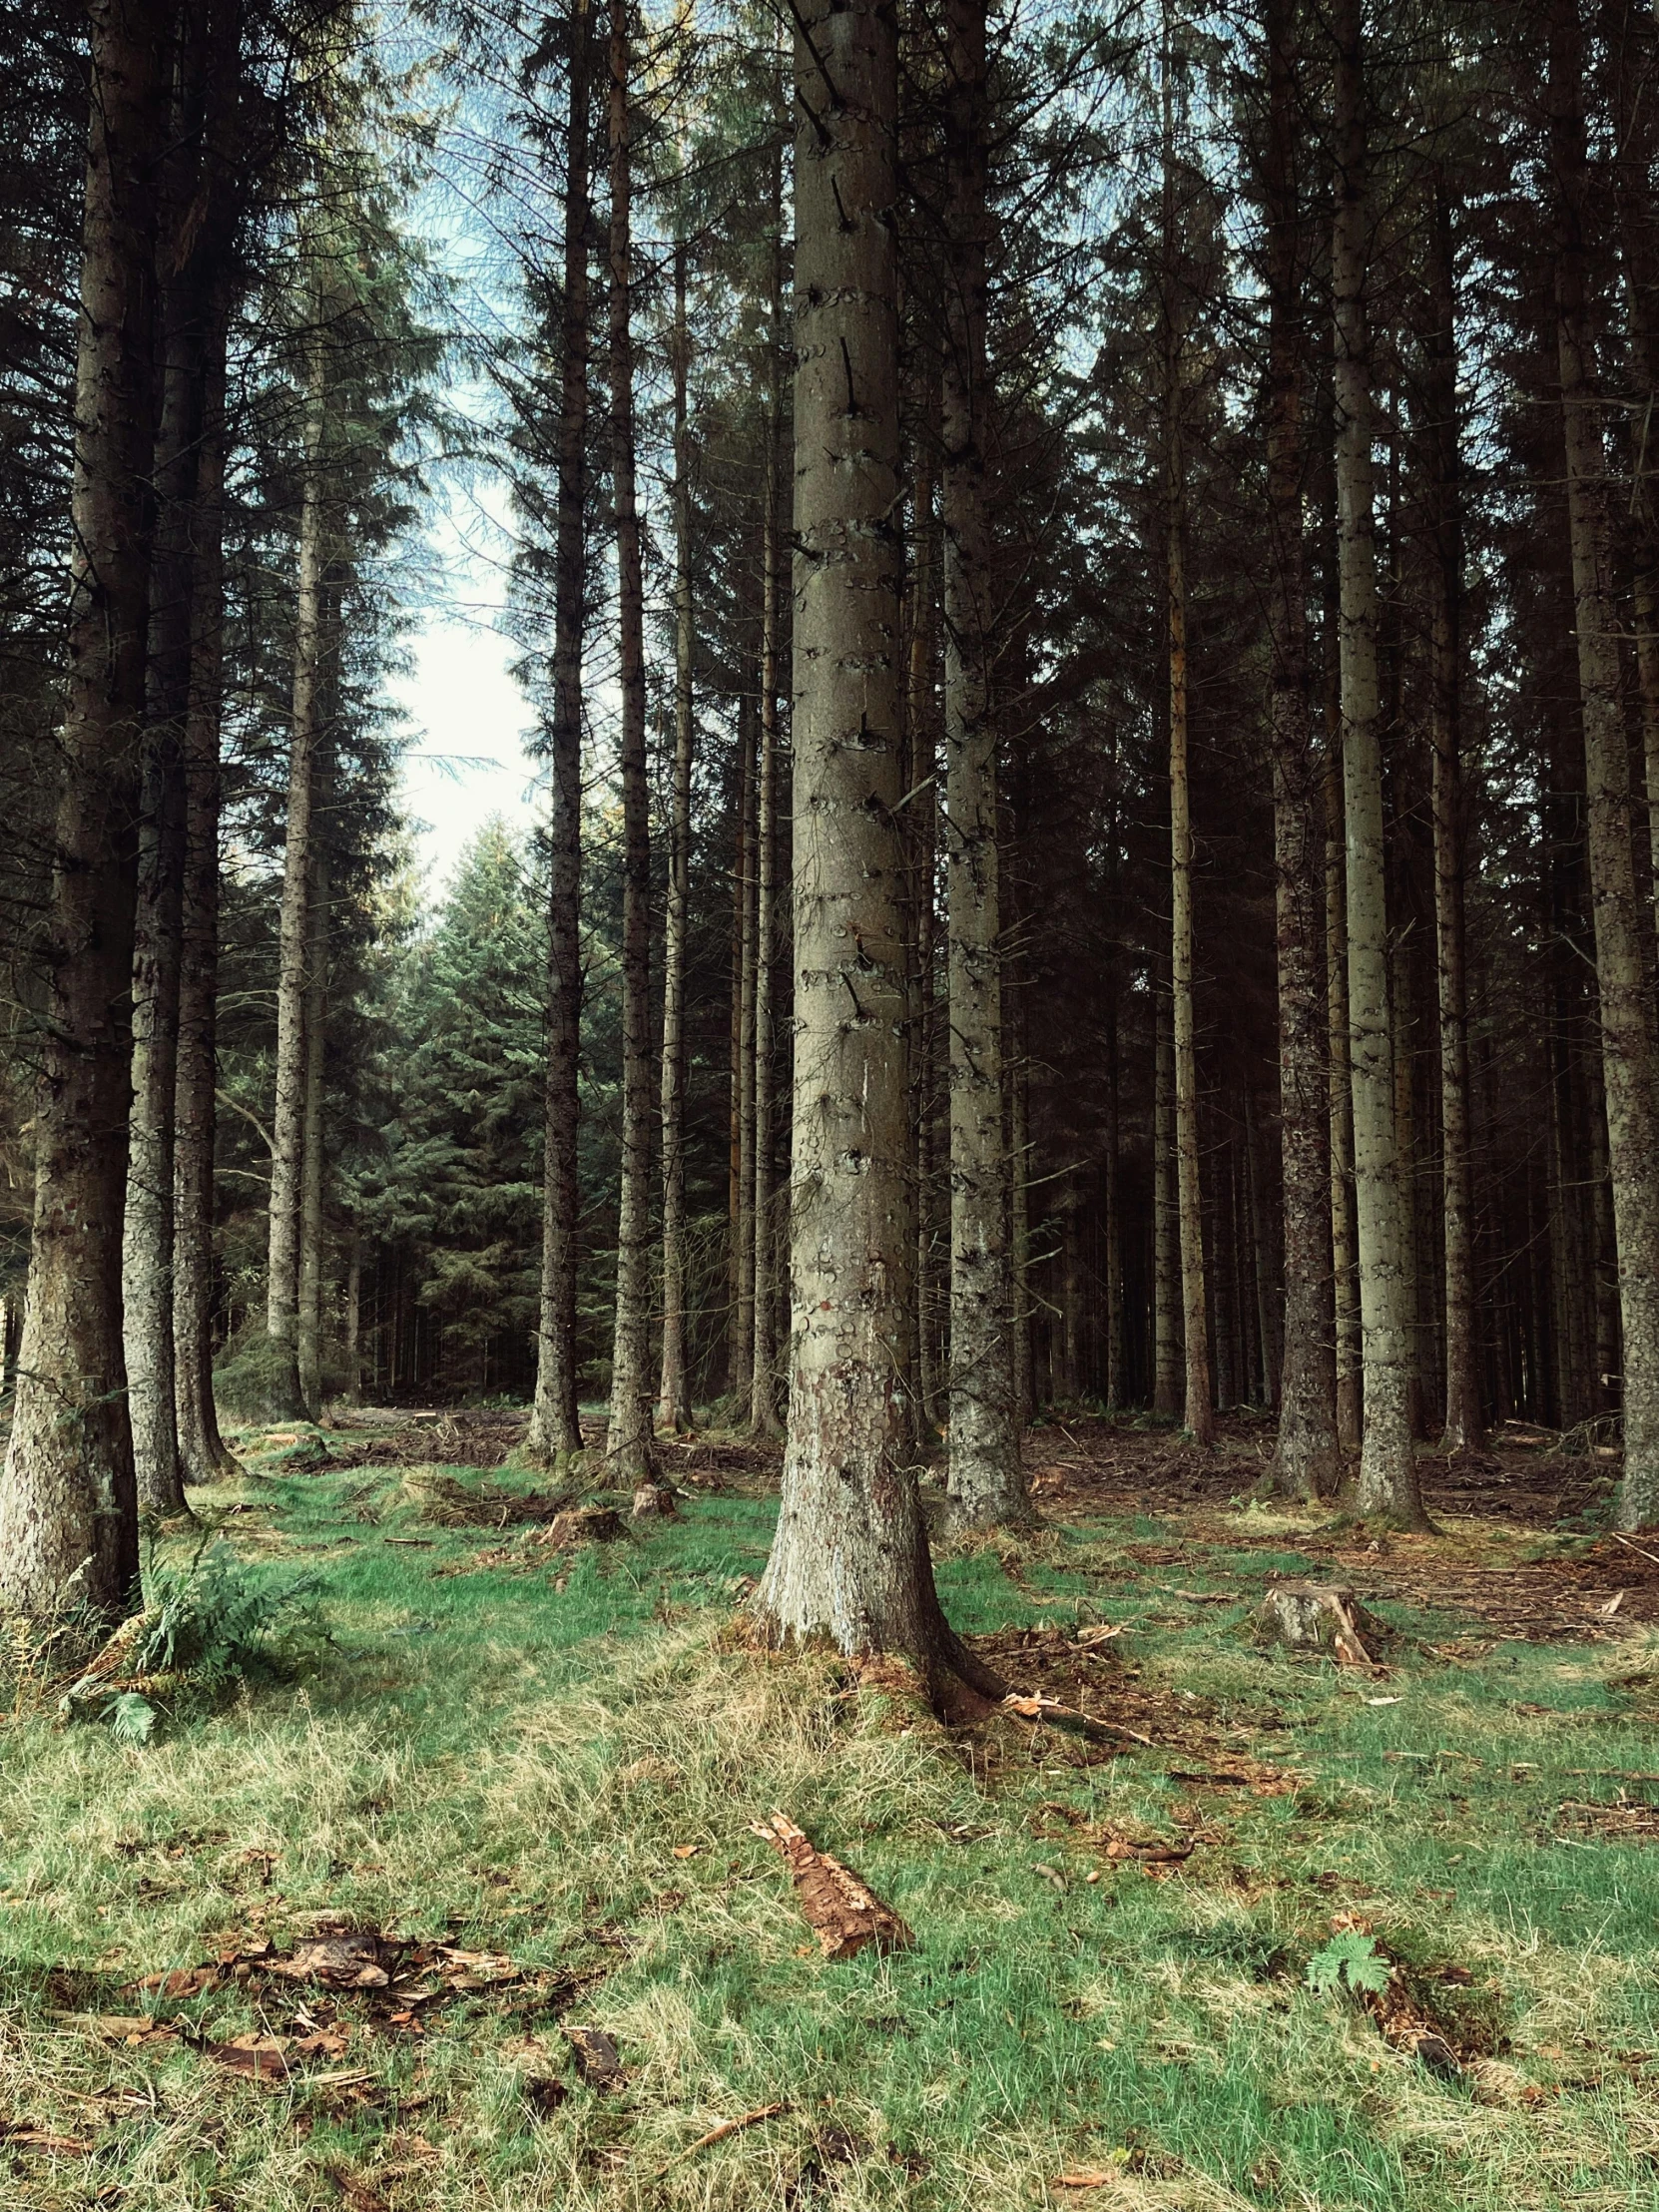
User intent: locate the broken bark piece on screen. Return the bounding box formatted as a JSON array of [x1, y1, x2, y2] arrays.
[[564, 2024, 625, 2090], [1254, 1582, 1380, 1666], [751, 1811, 914, 1960], [266, 1933, 397, 1988]]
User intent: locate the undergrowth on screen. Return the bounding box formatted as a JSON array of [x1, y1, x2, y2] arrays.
[[2, 1445, 1658, 2209]]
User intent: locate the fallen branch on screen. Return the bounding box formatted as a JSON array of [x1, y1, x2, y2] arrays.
[[653, 2101, 788, 2176], [1001, 1693, 1154, 1746], [752, 1812, 914, 1959]]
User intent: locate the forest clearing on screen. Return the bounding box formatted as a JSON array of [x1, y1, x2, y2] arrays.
[[7, 1415, 1659, 2209]]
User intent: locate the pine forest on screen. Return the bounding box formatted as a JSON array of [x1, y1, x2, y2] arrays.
[[9, 0, 1659, 2204]]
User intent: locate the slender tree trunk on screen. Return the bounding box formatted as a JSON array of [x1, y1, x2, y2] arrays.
[[751, 192, 786, 1437], [756, 0, 996, 1707], [1420, 182, 1482, 1451], [1104, 989, 1125, 1405], [941, 0, 1023, 1521], [0, 0, 167, 1616], [344, 1242, 361, 1407], [1153, 972, 1181, 1415], [1550, 0, 1659, 1526], [657, 238, 694, 1434], [1262, 0, 1337, 1495], [526, 0, 591, 1466], [1162, 29, 1214, 1446], [266, 324, 326, 1422], [731, 696, 759, 1394], [603, 0, 658, 1488], [1006, 959, 1033, 1426], [173, 287, 237, 1484], [296, 850, 328, 1422], [1331, 0, 1424, 1523]]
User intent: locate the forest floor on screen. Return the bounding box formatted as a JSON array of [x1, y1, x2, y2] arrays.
[[5, 1408, 1659, 2210]]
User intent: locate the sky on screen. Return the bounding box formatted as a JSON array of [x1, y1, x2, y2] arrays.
[[388, 609, 543, 898]]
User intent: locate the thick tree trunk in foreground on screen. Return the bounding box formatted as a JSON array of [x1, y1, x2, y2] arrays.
[[1331, 0, 1424, 1523], [942, 0, 1024, 1522], [751, 196, 786, 1438], [1550, 0, 1659, 1527], [174, 297, 238, 1483], [266, 326, 326, 1423], [1263, 0, 1337, 1497], [526, 0, 591, 1466], [1423, 181, 1482, 1453], [756, 0, 995, 1708], [0, 0, 167, 1616], [657, 239, 694, 1434], [602, 0, 658, 1488]]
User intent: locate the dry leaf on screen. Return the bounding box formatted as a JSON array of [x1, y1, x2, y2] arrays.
[[671, 1845, 700, 1860], [1054, 2170, 1118, 2190]]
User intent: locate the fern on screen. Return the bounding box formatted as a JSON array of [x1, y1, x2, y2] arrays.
[[1306, 1931, 1390, 1996]]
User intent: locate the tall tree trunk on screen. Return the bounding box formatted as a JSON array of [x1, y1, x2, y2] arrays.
[[173, 282, 237, 1484], [1262, 0, 1337, 1496], [756, 0, 995, 1708], [1550, 0, 1659, 1527], [266, 322, 326, 1423], [907, 440, 940, 1436], [343, 1241, 361, 1407], [1423, 181, 1481, 1451], [1324, 736, 1362, 1451], [296, 849, 328, 1422], [1331, 0, 1424, 1523], [1163, 25, 1215, 1447], [525, 0, 591, 1466], [752, 187, 786, 1438], [603, 0, 658, 1488], [942, 0, 1023, 1522], [1104, 988, 1125, 1405], [731, 696, 759, 1394], [657, 237, 694, 1434], [0, 0, 167, 1616], [1153, 971, 1181, 1415]]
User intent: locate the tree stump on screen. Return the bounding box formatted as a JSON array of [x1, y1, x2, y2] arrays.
[[1254, 1581, 1381, 1666], [631, 1481, 678, 1521], [544, 1505, 625, 1548]]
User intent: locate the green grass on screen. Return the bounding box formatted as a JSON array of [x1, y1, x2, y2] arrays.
[[4, 1451, 1659, 2208]]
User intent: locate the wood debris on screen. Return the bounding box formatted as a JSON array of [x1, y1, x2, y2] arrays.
[[653, 2100, 788, 2175], [752, 1810, 914, 1960]]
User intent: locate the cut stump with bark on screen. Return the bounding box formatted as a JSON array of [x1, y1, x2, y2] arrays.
[[630, 1481, 678, 1521], [1254, 1581, 1381, 1666], [752, 1811, 914, 1960], [545, 1506, 625, 1548]]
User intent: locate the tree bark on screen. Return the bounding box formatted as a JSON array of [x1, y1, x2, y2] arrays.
[[1153, 969, 1181, 1416], [1422, 180, 1481, 1451], [1262, 0, 1337, 1496], [942, 0, 1024, 1521], [1103, 988, 1125, 1405], [0, 0, 167, 1616], [173, 283, 238, 1485], [907, 439, 941, 1437], [657, 236, 694, 1434], [1549, 0, 1659, 1526], [1331, 0, 1424, 1523], [525, 0, 591, 1466], [602, 0, 658, 1489], [1162, 25, 1214, 1447], [731, 695, 758, 1395], [756, 0, 996, 1709], [266, 321, 326, 1423], [751, 186, 786, 1438], [296, 848, 328, 1421]]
